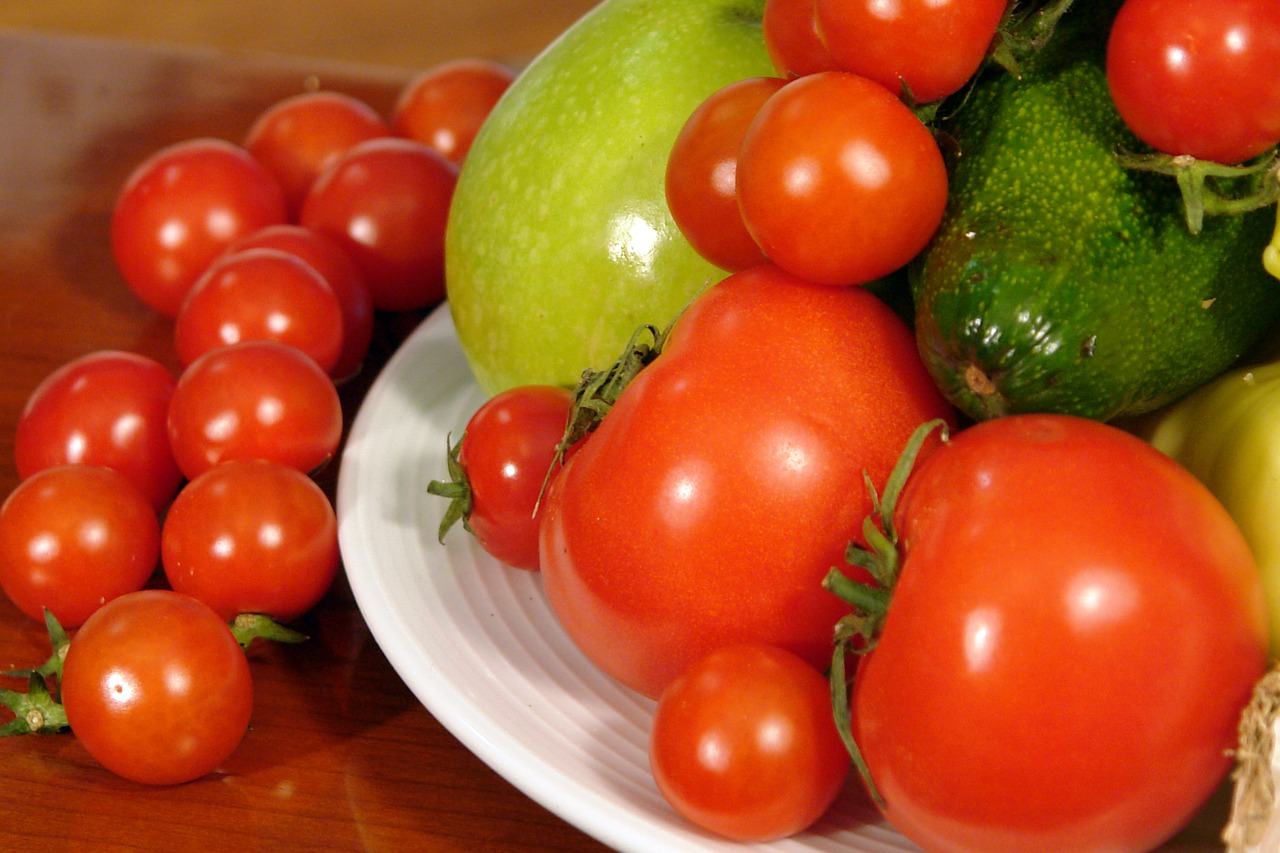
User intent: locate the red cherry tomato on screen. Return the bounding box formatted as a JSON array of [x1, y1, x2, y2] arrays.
[[15, 350, 181, 512], [1106, 0, 1280, 164], [737, 72, 948, 286], [392, 58, 516, 165], [174, 247, 344, 372], [0, 465, 159, 628], [439, 384, 573, 571], [665, 76, 785, 272], [111, 138, 287, 317], [60, 590, 254, 785], [763, 0, 840, 78], [815, 0, 1006, 103], [244, 90, 391, 218], [167, 340, 343, 481], [650, 644, 851, 842], [539, 265, 955, 698], [300, 137, 458, 312], [227, 224, 374, 381], [162, 459, 338, 622], [847, 415, 1267, 852]]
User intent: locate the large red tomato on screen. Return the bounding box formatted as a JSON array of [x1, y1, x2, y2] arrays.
[[539, 265, 955, 699], [844, 415, 1267, 852]]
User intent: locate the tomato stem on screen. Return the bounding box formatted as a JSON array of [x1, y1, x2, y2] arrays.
[[427, 431, 474, 543], [1115, 148, 1280, 234], [229, 613, 309, 650]]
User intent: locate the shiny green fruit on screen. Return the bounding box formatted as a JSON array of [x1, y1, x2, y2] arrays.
[[445, 0, 773, 395]]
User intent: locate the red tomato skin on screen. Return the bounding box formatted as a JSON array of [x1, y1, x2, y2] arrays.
[[763, 0, 841, 78], [173, 247, 345, 372], [111, 138, 288, 317], [300, 137, 458, 312], [243, 90, 391, 218], [167, 340, 343, 481], [392, 58, 516, 165], [853, 415, 1268, 853], [650, 644, 852, 842], [60, 589, 253, 785], [539, 265, 955, 699], [665, 77, 785, 272], [815, 0, 1007, 103], [458, 385, 573, 571], [1106, 0, 1280, 164], [0, 465, 159, 628], [227, 224, 374, 382], [737, 72, 948, 286], [15, 350, 181, 512], [162, 459, 338, 622]]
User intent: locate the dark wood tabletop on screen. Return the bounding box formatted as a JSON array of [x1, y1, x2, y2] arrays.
[[0, 26, 611, 852]]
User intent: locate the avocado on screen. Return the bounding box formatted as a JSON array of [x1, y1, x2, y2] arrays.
[[911, 1, 1280, 422]]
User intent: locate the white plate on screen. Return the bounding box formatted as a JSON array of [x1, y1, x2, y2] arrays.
[[336, 303, 922, 852]]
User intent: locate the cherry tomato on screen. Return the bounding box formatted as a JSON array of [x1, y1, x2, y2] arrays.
[[737, 71, 948, 286], [815, 0, 1006, 103], [167, 340, 343, 481], [162, 459, 338, 622], [300, 137, 458, 312], [539, 265, 955, 699], [60, 589, 254, 785], [665, 77, 784, 272], [227, 224, 374, 381], [650, 644, 851, 842], [174, 247, 345, 372], [0, 465, 159, 628], [1106, 0, 1280, 164], [244, 90, 391, 217], [763, 0, 840, 78], [435, 384, 573, 571], [15, 350, 181, 512], [392, 58, 516, 165], [847, 415, 1267, 852], [111, 138, 287, 317]]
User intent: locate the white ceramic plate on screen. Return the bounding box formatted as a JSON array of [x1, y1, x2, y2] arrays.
[[336, 303, 922, 852]]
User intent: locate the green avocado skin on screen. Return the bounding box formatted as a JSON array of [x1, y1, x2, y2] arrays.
[[912, 3, 1280, 423]]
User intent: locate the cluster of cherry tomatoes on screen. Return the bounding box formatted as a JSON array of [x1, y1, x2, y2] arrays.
[[0, 58, 515, 785], [438, 0, 1280, 849]]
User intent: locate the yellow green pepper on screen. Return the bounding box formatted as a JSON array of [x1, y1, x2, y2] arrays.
[[1138, 359, 1280, 658]]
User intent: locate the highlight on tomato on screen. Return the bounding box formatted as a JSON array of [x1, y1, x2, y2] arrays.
[[392, 58, 516, 165]]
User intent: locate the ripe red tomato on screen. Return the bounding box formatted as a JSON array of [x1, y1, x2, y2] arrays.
[[243, 90, 391, 217], [434, 384, 573, 571], [0, 465, 159, 628], [15, 350, 181, 512], [162, 459, 338, 622], [665, 76, 784, 272], [111, 138, 287, 317], [167, 340, 343, 481], [539, 264, 955, 699], [736, 71, 948, 286], [763, 0, 840, 78], [300, 137, 458, 312], [846, 415, 1267, 852], [60, 589, 254, 785], [649, 644, 851, 842], [174, 247, 345, 372], [392, 58, 516, 165], [1106, 0, 1280, 164], [815, 0, 1006, 103], [227, 224, 374, 381]]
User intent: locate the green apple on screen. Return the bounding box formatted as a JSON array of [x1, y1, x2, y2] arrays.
[[445, 0, 774, 395]]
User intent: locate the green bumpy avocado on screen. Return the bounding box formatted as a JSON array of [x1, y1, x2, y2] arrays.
[[912, 2, 1280, 422]]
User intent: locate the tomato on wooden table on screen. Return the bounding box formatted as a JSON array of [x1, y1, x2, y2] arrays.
[[649, 644, 851, 842], [60, 589, 254, 785], [538, 264, 955, 699], [0, 465, 159, 628], [841, 414, 1267, 852], [111, 138, 287, 317], [14, 350, 181, 512]]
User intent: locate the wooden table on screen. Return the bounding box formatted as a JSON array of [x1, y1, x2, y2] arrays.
[[0, 26, 610, 852]]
